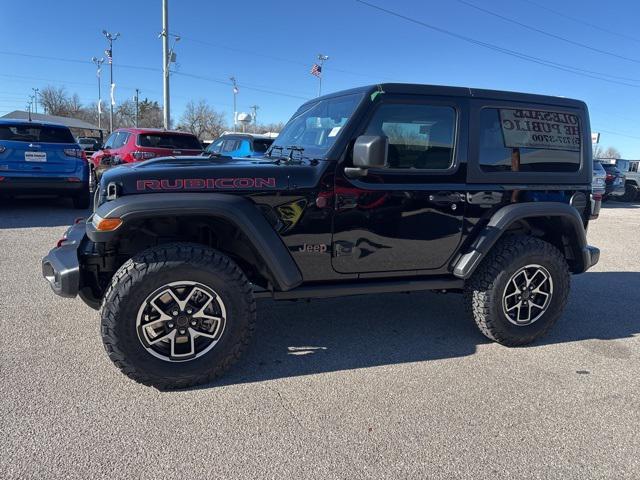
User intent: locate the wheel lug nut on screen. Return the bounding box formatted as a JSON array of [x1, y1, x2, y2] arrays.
[[172, 310, 179, 316], [179, 329, 186, 335], [167, 322, 174, 328], [190, 320, 197, 326], [186, 308, 193, 314]]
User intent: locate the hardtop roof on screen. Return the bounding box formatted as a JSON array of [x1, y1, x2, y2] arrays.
[[306, 83, 587, 110]]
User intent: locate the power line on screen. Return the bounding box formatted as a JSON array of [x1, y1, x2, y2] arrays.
[[455, 0, 640, 65], [0, 50, 313, 101], [355, 0, 640, 88], [519, 0, 640, 45], [179, 35, 398, 82], [593, 128, 640, 141]]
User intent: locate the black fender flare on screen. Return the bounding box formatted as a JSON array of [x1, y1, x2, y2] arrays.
[[86, 193, 303, 291], [453, 202, 597, 279]]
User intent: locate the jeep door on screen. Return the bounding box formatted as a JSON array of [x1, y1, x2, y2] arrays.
[[331, 96, 467, 274]]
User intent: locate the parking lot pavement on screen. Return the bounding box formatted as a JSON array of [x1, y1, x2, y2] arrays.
[[1, 197, 639, 479]]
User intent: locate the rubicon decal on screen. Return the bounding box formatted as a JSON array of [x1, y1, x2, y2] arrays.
[[136, 177, 277, 191]]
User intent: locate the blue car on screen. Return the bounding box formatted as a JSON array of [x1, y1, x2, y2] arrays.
[[0, 119, 90, 208], [204, 133, 275, 158]]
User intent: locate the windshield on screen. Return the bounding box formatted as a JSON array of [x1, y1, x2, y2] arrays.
[[269, 92, 364, 158]]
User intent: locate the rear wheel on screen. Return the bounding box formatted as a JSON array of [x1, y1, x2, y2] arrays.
[[465, 236, 570, 346], [100, 243, 256, 389], [619, 183, 638, 202]]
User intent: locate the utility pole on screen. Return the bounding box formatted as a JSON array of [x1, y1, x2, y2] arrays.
[[31, 88, 39, 114], [102, 30, 120, 133], [250, 105, 259, 133], [91, 57, 105, 130], [316, 54, 329, 97], [230, 77, 239, 131], [134, 89, 140, 127], [161, 0, 170, 129]]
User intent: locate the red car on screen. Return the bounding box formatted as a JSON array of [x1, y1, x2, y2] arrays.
[[90, 128, 203, 183]]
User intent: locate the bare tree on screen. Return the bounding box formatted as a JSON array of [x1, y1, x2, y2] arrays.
[[255, 121, 285, 134], [178, 100, 227, 140], [116, 98, 163, 129], [593, 145, 622, 159], [39, 86, 71, 115]]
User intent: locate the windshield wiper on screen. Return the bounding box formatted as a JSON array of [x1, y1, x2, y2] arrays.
[[267, 145, 284, 158], [286, 145, 305, 160]]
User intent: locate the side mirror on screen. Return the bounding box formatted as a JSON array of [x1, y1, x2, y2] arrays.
[[345, 135, 388, 178]]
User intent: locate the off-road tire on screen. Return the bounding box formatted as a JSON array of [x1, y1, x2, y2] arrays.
[[619, 183, 638, 203], [72, 187, 90, 209], [100, 243, 256, 389], [465, 235, 570, 346]]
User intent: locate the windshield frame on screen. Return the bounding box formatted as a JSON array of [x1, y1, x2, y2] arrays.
[[267, 91, 366, 161]]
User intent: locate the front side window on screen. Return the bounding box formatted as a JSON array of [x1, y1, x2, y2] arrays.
[[221, 139, 240, 153], [479, 108, 581, 173], [363, 103, 456, 170], [111, 132, 129, 149], [269, 92, 363, 158]]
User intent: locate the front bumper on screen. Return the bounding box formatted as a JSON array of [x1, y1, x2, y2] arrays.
[[42, 220, 87, 298]]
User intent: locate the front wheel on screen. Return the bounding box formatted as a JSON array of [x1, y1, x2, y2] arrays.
[[465, 236, 570, 346], [100, 243, 256, 389]]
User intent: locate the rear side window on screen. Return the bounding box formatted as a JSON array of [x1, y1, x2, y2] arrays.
[[137, 133, 202, 150], [252, 139, 273, 153], [0, 124, 75, 143], [479, 108, 581, 173], [364, 103, 456, 170]]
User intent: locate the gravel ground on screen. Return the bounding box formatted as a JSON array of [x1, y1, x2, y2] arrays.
[[1, 197, 639, 479]]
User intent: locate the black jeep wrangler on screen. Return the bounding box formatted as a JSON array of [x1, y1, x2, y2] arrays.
[[42, 84, 599, 388]]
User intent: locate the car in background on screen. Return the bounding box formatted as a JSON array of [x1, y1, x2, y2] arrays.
[[600, 162, 625, 201], [591, 160, 606, 219], [615, 159, 640, 202], [90, 128, 203, 184], [204, 133, 274, 158], [77, 137, 102, 152], [0, 119, 90, 208]]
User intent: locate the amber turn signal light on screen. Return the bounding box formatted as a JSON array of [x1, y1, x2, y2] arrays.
[[92, 214, 123, 232]]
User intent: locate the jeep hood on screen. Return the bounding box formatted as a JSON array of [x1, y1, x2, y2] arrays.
[[99, 155, 323, 196]]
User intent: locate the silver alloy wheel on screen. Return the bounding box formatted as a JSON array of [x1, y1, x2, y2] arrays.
[[502, 264, 554, 326], [136, 281, 226, 362]]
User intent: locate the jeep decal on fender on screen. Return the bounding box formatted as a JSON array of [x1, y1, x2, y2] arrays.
[[136, 177, 277, 191]]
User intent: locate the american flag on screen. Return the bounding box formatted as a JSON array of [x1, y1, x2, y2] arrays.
[[310, 63, 322, 77], [105, 49, 112, 64]]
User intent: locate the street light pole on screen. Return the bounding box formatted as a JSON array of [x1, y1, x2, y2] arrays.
[[91, 57, 104, 130], [317, 54, 329, 97], [134, 89, 140, 127], [230, 76, 238, 131], [102, 30, 120, 133], [31, 88, 39, 114], [250, 104, 259, 133]]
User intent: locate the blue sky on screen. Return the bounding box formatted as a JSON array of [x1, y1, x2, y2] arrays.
[[0, 0, 639, 156]]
